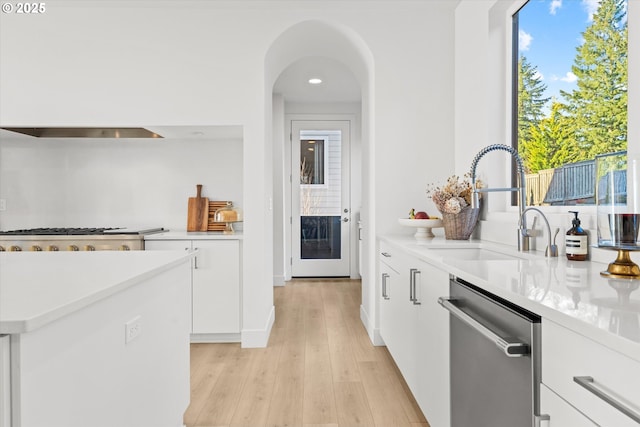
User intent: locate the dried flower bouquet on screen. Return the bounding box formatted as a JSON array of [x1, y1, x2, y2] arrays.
[[427, 173, 480, 214]]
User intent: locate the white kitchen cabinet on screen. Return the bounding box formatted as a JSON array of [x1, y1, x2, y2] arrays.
[[542, 319, 640, 426], [414, 258, 450, 427], [145, 239, 241, 342], [378, 242, 417, 391], [379, 247, 400, 357], [0, 335, 10, 427], [377, 242, 450, 427], [540, 383, 597, 426]]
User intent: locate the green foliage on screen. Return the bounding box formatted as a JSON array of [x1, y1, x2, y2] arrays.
[[518, 55, 549, 149], [517, 0, 627, 173], [522, 102, 578, 172]]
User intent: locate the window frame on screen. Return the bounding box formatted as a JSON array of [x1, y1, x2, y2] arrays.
[[502, 0, 634, 220]]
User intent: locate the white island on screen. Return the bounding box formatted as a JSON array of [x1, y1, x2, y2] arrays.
[[0, 250, 193, 427]]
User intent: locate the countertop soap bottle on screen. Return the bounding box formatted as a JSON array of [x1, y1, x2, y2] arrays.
[[566, 211, 588, 261]]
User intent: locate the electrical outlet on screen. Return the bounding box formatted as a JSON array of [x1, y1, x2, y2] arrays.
[[125, 316, 142, 344], [0, 199, 6, 211]]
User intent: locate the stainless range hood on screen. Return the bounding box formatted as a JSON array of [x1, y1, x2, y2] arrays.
[[1, 127, 163, 138]]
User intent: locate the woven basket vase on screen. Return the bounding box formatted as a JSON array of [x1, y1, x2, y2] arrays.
[[441, 207, 480, 240]]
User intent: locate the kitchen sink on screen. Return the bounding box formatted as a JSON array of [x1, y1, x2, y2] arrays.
[[429, 247, 524, 261]]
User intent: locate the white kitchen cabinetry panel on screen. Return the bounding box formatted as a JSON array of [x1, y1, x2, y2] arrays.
[[146, 239, 241, 342], [192, 240, 240, 335], [0, 335, 10, 427], [377, 242, 450, 427], [542, 319, 640, 426], [379, 249, 399, 355], [378, 243, 417, 391], [414, 259, 450, 427], [540, 383, 597, 426]]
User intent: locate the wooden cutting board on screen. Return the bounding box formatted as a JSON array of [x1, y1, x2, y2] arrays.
[[208, 201, 232, 231], [187, 184, 209, 231]]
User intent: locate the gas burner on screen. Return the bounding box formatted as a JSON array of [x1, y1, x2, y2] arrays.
[[0, 227, 122, 236], [0, 227, 164, 251]]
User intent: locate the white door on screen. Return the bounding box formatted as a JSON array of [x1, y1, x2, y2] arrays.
[[291, 120, 350, 277]]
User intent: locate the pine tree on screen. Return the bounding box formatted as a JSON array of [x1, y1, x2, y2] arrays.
[[561, 0, 627, 158], [522, 102, 577, 172], [517, 55, 550, 159]]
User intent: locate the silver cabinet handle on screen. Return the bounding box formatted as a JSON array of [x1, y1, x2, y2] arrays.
[[573, 376, 640, 423], [438, 297, 529, 357], [381, 273, 390, 299], [381, 252, 391, 257], [193, 247, 198, 269], [410, 268, 421, 305], [409, 268, 415, 302]]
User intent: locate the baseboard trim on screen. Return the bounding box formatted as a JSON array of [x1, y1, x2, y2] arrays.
[[360, 304, 385, 346], [190, 333, 240, 343], [273, 275, 286, 287], [241, 305, 275, 348]]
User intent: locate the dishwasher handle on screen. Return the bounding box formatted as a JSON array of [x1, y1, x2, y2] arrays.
[[438, 297, 530, 357]]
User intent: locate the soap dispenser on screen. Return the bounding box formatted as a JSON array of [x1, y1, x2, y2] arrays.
[[566, 211, 588, 261]]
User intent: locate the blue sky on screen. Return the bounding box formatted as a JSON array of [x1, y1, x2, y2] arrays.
[[517, 0, 604, 103]]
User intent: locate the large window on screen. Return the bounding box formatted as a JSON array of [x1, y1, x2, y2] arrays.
[[513, 0, 628, 206]]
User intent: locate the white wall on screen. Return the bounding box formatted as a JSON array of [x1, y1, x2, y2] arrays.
[[0, 137, 243, 230]]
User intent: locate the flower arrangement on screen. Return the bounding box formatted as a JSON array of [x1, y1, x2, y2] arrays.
[[427, 173, 482, 240], [427, 173, 480, 214]]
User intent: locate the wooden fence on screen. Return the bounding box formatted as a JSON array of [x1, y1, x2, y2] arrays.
[[525, 152, 626, 206]]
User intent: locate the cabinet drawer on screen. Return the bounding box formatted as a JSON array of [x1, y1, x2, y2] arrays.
[[540, 383, 596, 426], [379, 241, 402, 272], [542, 320, 640, 426]]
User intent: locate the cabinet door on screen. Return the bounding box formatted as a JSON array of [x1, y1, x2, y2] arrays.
[[379, 258, 397, 350], [0, 335, 10, 427], [542, 319, 640, 426], [396, 259, 420, 393], [378, 249, 415, 388], [540, 383, 597, 426], [192, 240, 240, 334], [415, 260, 450, 427]]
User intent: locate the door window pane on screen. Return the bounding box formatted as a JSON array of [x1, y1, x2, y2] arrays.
[[299, 130, 342, 260], [300, 216, 341, 259], [300, 139, 325, 185]]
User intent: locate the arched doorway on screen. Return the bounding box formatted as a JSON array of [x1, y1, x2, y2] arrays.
[[264, 20, 379, 343]]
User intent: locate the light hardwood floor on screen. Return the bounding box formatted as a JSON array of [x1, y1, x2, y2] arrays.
[[184, 278, 430, 427]]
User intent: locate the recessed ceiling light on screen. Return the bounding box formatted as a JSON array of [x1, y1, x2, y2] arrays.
[[308, 78, 322, 85]]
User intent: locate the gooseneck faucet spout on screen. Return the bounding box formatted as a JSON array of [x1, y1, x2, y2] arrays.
[[469, 144, 529, 250], [519, 207, 559, 257]]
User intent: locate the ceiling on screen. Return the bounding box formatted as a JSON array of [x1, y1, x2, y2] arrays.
[[273, 56, 361, 104]]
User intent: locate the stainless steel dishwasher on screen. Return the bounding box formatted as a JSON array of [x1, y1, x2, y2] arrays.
[[439, 276, 544, 427]]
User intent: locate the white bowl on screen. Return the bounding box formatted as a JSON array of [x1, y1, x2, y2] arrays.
[[398, 218, 443, 239]]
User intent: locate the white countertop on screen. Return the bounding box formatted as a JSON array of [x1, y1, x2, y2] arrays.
[[145, 230, 243, 240], [380, 235, 640, 363], [0, 251, 193, 334]]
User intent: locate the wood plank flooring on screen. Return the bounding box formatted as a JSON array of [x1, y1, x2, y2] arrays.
[[184, 278, 430, 427]]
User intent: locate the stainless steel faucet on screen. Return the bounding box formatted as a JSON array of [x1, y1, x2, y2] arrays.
[[519, 207, 559, 257], [469, 144, 530, 251]]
